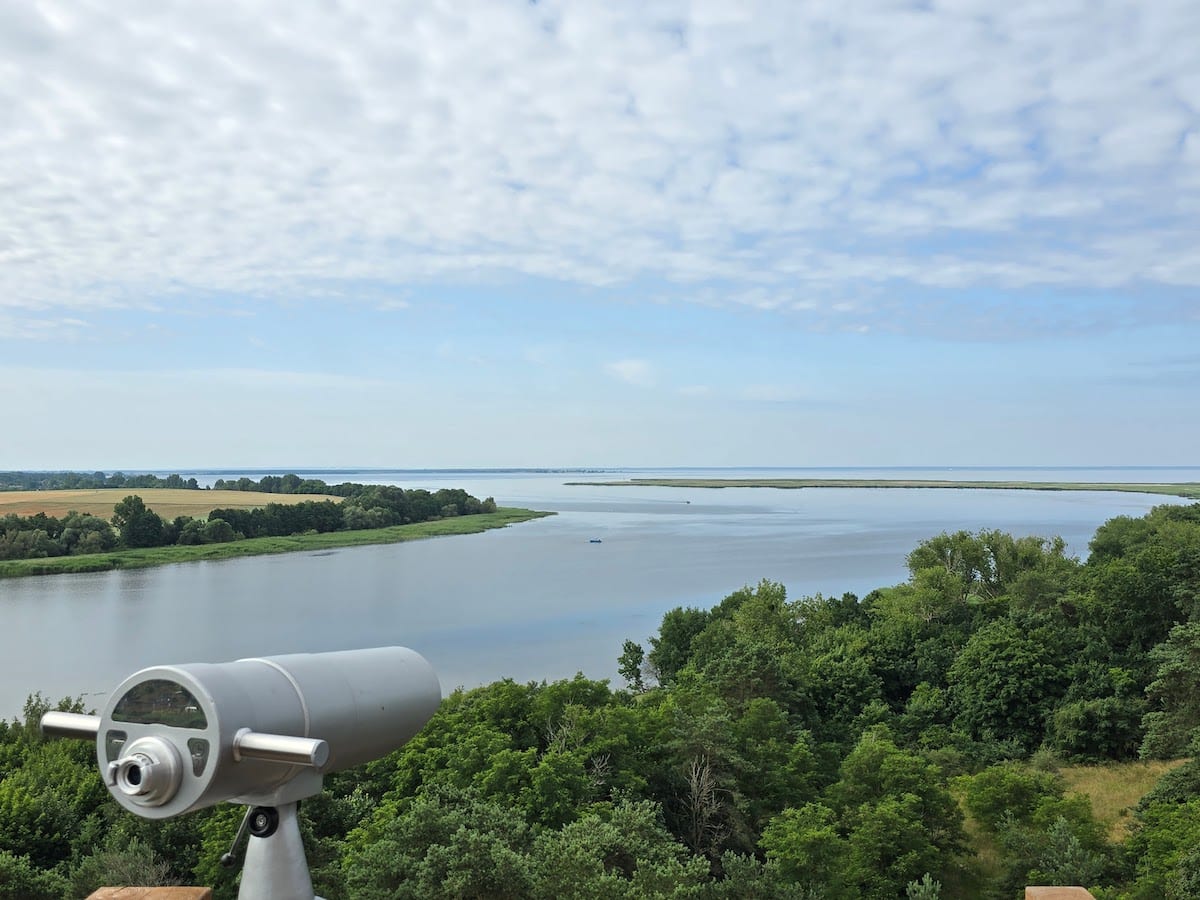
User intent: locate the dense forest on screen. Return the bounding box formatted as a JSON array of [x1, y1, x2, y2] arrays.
[[0, 469, 369, 496], [210, 473, 362, 495], [3, 503, 1200, 898], [0, 485, 497, 560], [0, 472, 201, 492]]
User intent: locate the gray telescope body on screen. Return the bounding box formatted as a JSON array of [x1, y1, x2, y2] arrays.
[[43, 646, 441, 820]]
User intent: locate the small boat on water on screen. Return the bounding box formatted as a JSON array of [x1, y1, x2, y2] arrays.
[[589, 538, 602, 543]]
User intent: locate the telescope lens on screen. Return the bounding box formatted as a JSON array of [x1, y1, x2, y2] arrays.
[[110, 738, 183, 807], [117, 756, 155, 796]]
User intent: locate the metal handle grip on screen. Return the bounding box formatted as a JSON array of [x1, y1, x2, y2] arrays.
[[233, 729, 330, 768], [41, 711, 101, 740]]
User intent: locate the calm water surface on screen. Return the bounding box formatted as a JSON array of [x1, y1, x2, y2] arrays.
[[2, 467, 1196, 716]]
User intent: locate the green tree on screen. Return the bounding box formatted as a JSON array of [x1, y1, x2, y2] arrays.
[[59, 512, 118, 555], [0, 850, 68, 900], [906, 872, 942, 899], [619, 640, 646, 691], [647, 607, 710, 685], [948, 615, 1072, 752], [111, 495, 166, 548], [202, 517, 237, 543], [827, 728, 965, 899], [1046, 696, 1145, 761], [958, 762, 1064, 833], [689, 581, 806, 709], [761, 803, 853, 899], [528, 800, 709, 899], [996, 810, 1109, 898], [1123, 797, 1200, 900], [176, 518, 205, 545], [343, 788, 533, 900], [1141, 621, 1200, 758]]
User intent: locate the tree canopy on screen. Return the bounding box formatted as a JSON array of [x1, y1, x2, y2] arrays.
[[3, 502, 1199, 898]]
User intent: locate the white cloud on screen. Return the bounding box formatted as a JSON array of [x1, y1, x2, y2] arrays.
[[0, 313, 88, 340], [605, 359, 654, 386], [0, 0, 1196, 334]]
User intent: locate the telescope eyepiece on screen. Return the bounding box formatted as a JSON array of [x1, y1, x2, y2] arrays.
[[107, 737, 182, 808]]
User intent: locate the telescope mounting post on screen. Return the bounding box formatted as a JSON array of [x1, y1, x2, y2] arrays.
[[237, 802, 324, 900]]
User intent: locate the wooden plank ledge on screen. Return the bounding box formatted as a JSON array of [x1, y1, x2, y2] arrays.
[[88, 889, 212, 900], [1026, 889, 1096, 899]]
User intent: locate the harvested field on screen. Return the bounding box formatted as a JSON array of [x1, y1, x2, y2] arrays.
[[0, 488, 343, 520]]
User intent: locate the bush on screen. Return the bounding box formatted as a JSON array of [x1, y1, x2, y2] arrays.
[[202, 518, 236, 543], [1047, 697, 1145, 761], [959, 763, 1064, 833], [69, 836, 177, 897], [0, 850, 68, 900]]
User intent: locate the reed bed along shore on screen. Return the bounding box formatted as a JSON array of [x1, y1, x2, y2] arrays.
[[567, 478, 1200, 499]]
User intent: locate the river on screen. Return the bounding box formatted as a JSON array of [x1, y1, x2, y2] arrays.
[[2, 466, 1196, 717]]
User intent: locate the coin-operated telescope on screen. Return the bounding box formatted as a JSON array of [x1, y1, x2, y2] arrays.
[[42, 646, 441, 900]]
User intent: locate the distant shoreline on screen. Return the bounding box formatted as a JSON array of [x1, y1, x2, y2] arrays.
[[0, 507, 553, 580], [566, 478, 1200, 499]]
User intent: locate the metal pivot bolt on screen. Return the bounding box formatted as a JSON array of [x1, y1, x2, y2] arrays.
[[248, 806, 280, 839]]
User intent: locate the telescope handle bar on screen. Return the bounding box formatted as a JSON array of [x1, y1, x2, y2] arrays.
[[41, 713, 328, 769], [41, 711, 101, 740], [233, 729, 330, 769]]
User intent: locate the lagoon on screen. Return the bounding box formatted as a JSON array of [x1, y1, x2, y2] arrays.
[[2, 466, 1196, 717]]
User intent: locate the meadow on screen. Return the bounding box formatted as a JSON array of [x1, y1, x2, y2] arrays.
[[1060, 758, 1187, 841]]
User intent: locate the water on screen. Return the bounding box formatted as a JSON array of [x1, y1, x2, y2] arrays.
[[2, 467, 1195, 717]]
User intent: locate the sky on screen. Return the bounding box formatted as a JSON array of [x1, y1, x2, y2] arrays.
[[2, 0, 1198, 469]]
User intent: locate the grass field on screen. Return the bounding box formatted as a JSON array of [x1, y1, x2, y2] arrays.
[[0, 488, 344, 519], [1060, 758, 1187, 841], [0, 507, 553, 579], [956, 757, 1186, 889], [567, 478, 1200, 499]]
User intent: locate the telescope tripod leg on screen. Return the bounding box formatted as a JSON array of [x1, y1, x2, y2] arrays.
[[238, 802, 324, 900]]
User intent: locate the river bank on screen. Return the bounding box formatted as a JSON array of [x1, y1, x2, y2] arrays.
[[0, 507, 552, 579]]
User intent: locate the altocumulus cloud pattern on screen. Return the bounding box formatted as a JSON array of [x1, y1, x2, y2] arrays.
[[1, 0, 1198, 339]]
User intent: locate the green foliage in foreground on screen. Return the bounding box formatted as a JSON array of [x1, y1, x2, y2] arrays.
[[2, 503, 1199, 898], [0, 508, 551, 579]]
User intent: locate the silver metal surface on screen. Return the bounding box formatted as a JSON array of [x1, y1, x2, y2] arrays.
[[233, 729, 330, 768], [238, 802, 320, 900], [40, 711, 101, 739], [110, 735, 183, 807]]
